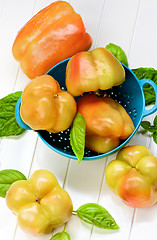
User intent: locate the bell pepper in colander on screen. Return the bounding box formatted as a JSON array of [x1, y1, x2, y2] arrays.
[[12, 1, 92, 79], [105, 145, 157, 208], [20, 75, 77, 133], [77, 93, 135, 153], [66, 47, 125, 96], [6, 170, 73, 235]]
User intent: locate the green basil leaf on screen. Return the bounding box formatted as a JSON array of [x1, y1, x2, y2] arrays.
[[76, 203, 119, 230], [0, 169, 27, 198], [141, 121, 151, 130], [50, 232, 71, 240], [141, 121, 156, 133], [70, 112, 86, 163], [153, 132, 157, 144], [105, 43, 128, 67], [132, 68, 157, 106], [153, 115, 157, 127], [0, 91, 25, 137]]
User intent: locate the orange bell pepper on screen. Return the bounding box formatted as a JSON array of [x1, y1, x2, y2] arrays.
[[12, 1, 92, 79], [77, 93, 135, 153]]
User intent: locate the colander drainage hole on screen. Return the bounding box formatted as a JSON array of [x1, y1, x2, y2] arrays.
[[129, 110, 132, 115]]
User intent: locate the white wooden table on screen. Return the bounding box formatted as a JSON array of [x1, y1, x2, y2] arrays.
[[0, 0, 157, 239]]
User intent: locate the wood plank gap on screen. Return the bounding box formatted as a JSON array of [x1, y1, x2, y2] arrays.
[[96, 158, 108, 203], [32, 0, 39, 14], [27, 136, 39, 179], [92, 0, 108, 49], [62, 158, 71, 189], [127, 0, 142, 61], [13, 66, 20, 92], [128, 208, 136, 240], [55, 158, 71, 234], [12, 223, 18, 240], [125, 1, 152, 238], [89, 157, 108, 240]]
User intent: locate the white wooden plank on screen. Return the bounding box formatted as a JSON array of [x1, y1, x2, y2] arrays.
[[0, 198, 17, 240], [0, 0, 36, 98], [122, 1, 157, 239], [28, 138, 70, 187], [0, 0, 37, 239], [64, 158, 107, 240], [0, 1, 156, 240], [91, 170, 134, 240], [0, 0, 5, 18], [96, 0, 141, 53], [70, 0, 106, 49], [129, 0, 157, 69]]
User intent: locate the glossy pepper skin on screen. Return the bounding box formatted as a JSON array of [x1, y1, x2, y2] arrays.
[[6, 170, 73, 235], [66, 47, 125, 96], [77, 93, 135, 153], [12, 1, 92, 79], [105, 145, 157, 208], [20, 75, 77, 133]]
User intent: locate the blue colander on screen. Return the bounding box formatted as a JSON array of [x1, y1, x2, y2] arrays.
[[15, 58, 157, 160]]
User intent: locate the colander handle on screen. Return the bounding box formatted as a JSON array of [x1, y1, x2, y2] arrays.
[[138, 78, 157, 118], [15, 97, 32, 130]]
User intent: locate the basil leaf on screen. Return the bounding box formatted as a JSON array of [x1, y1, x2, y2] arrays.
[[141, 121, 156, 133], [153, 132, 157, 144], [0, 169, 27, 198], [141, 121, 151, 130], [153, 115, 157, 128], [70, 112, 86, 163], [0, 91, 25, 137], [50, 232, 71, 240], [105, 43, 128, 67], [76, 203, 119, 230], [132, 68, 157, 106]]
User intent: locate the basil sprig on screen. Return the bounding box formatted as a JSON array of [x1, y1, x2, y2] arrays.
[[49, 203, 119, 239], [132, 67, 157, 106], [141, 115, 157, 143], [0, 169, 27, 197], [0, 91, 25, 137], [70, 112, 86, 163], [75, 203, 119, 230]]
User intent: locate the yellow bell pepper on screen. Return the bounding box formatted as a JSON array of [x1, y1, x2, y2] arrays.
[[66, 47, 125, 96], [105, 145, 157, 208], [6, 170, 73, 235], [20, 75, 77, 133]]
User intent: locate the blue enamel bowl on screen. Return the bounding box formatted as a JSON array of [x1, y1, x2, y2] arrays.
[[15, 58, 157, 160]]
